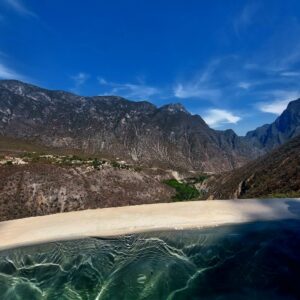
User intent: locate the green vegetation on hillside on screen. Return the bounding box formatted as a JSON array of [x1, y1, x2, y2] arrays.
[[1, 151, 139, 172], [164, 179, 200, 201]]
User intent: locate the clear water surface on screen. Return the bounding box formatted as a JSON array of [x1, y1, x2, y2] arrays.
[[1, 218, 300, 299]]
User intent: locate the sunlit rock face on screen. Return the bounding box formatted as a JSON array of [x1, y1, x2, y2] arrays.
[[0, 80, 258, 173], [1, 80, 300, 173], [1, 219, 300, 299]]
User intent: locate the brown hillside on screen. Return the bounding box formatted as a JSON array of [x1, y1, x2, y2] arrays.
[[205, 135, 300, 199]]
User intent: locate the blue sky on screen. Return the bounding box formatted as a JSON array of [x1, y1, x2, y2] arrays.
[[1, 0, 300, 135]]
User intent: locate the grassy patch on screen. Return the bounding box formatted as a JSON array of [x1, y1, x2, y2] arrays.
[[111, 161, 131, 170], [164, 179, 200, 201], [92, 158, 106, 170]]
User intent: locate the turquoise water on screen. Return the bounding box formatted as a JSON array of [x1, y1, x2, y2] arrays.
[[0, 220, 300, 299]]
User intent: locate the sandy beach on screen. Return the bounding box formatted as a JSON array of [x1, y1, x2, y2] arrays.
[[0, 198, 300, 251]]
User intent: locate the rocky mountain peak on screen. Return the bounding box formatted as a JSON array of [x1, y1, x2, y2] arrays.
[[159, 103, 190, 114], [287, 98, 300, 110], [245, 98, 300, 150], [0, 79, 259, 172], [1, 79, 300, 172]]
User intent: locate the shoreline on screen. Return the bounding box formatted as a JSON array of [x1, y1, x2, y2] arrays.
[[1, 198, 300, 251]]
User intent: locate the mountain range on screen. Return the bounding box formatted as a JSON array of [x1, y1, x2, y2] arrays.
[[0, 79, 300, 221], [1, 80, 300, 172]]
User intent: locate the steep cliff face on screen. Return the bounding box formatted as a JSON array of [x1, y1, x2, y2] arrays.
[[0, 80, 256, 172], [245, 98, 300, 150]]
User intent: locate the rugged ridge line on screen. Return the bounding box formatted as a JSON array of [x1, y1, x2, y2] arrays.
[[1, 80, 300, 172], [0, 80, 256, 172]]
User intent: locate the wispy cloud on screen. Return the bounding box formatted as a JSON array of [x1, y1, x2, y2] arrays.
[[70, 72, 90, 93], [258, 99, 291, 115], [0, 51, 30, 81], [234, 2, 261, 36], [276, 43, 300, 72], [237, 81, 252, 90], [202, 109, 241, 128], [174, 84, 221, 100], [250, 19, 300, 74], [72, 72, 89, 86], [280, 71, 300, 77], [98, 77, 160, 100], [173, 59, 222, 101], [257, 90, 300, 115], [0, 61, 27, 81], [4, 0, 37, 18]]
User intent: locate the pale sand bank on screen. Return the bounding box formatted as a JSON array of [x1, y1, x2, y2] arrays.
[[1, 198, 300, 251]]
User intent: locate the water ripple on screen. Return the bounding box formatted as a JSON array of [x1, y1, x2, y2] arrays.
[[1, 220, 300, 299]]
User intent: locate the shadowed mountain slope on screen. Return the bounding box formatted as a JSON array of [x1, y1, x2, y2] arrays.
[[245, 98, 300, 150], [205, 135, 300, 199]]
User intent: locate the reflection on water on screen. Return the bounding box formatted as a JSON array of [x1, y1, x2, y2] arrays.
[[1, 220, 300, 299]]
